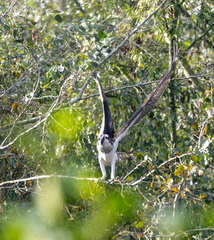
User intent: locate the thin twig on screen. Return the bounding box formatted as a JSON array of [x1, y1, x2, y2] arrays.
[[130, 152, 192, 186], [1, 0, 18, 17], [0, 75, 68, 150], [175, 228, 214, 239], [69, 0, 169, 104], [97, 0, 169, 66], [0, 152, 192, 187], [1, 72, 212, 131], [172, 178, 184, 218]]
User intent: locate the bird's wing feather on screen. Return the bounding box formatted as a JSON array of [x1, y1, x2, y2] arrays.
[[95, 76, 115, 138], [115, 45, 177, 143]]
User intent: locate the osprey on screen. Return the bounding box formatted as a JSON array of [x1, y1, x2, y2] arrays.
[[95, 45, 177, 180]]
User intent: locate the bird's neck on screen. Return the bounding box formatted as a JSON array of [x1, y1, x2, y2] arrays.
[[100, 139, 114, 154]]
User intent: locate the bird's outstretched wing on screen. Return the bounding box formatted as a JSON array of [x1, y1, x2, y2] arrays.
[[115, 45, 177, 143], [94, 76, 115, 138]]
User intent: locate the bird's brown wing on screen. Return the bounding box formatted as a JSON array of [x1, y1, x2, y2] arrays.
[[95, 76, 115, 138], [115, 43, 177, 143]]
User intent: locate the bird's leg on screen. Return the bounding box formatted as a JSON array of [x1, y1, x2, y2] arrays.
[[110, 158, 116, 180], [99, 157, 107, 180]]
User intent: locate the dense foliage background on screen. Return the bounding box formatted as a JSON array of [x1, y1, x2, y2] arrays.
[[0, 0, 213, 239]]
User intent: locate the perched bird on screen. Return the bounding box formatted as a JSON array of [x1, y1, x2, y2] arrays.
[[95, 44, 177, 180]]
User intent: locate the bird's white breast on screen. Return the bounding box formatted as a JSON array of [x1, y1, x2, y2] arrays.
[[97, 139, 118, 165]]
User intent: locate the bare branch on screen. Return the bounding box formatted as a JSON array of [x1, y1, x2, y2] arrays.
[[1, 0, 18, 17], [0, 175, 99, 188], [98, 0, 169, 66], [1, 72, 212, 131], [175, 228, 214, 239], [130, 152, 192, 186], [0, 116, 43, 131], [68, 0, 169, 104], [0, 73, 70, 150]]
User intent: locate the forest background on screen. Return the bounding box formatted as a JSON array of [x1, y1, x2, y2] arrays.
[[0, 0, 213, 239]]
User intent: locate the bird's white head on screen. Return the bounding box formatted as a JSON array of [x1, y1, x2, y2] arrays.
[[100, 134, 110, 144]]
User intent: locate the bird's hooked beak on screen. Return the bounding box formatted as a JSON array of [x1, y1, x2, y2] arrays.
[[100, 135, 109, 144], [101, 137, 105, 144]]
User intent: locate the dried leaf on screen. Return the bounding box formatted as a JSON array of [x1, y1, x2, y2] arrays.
[[11, 102, 19, 110]]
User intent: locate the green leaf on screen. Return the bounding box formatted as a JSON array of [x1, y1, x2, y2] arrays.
[[55, 14, 63, 23], [97, 30, 107, 40], [191, 155, 199, 162], [135, 221, 144, 228], [191, 123, 199, 131], [3, 24, 10, 30], [91, 61, 99, 68]]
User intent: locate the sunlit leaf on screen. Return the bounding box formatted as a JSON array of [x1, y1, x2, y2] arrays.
[[97, 30, 107, 39], [11, 147, 18, 154], [187, 164, 193, 170], [199, 193, 207, 199], [191, 155, 199, 162], [174, 164, 185, 176], [203, 125, 208, 134], [191, 123, 199, 131], [136, 151, 143, 157], [135, 220, 144, 228], [165, 178, 173, 184], [171, 187, 179, 193], [13, 71, 21, 78]]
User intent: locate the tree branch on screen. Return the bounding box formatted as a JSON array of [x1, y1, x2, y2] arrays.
[[68, 0, 169, 104], [2, 0, 18, 17], [1, 72, 212, 131], [0, 175, 99, 188], [175, 228, 214, 239], [185, 24, 214, 52], [130, 152, 192, 186], [0, 152, 191, 187], [0, 116, 43, 131], [0, 73, 70, 150]]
